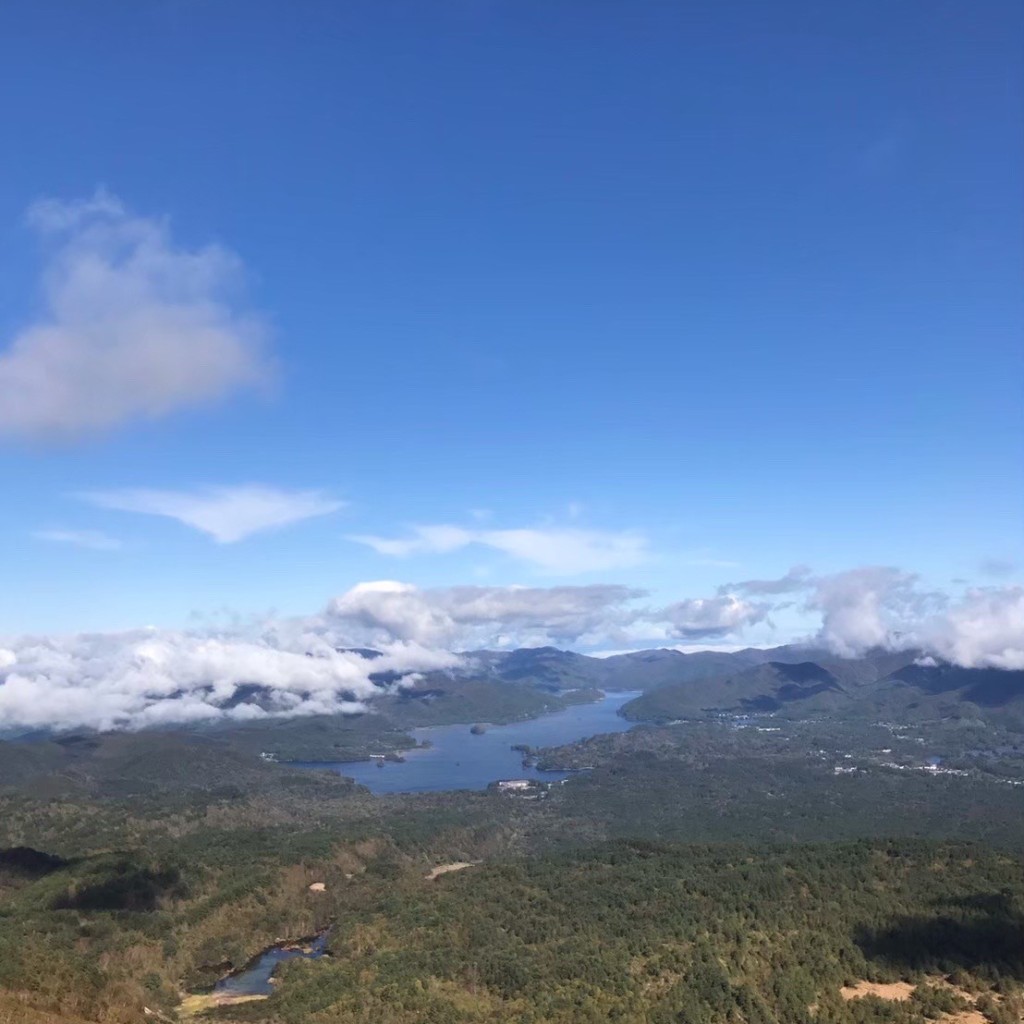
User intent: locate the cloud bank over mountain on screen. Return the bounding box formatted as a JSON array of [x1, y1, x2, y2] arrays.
[[0, 568, 1021, 733], [0, 629, 458, 733], [732, 566, 1024, 669]]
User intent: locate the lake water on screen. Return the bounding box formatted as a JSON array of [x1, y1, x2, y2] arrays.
[[293, 690, 640, 794], [213, 931, 331, 997]]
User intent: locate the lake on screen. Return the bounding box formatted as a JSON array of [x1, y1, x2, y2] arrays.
[[293, 690, 640, 794]]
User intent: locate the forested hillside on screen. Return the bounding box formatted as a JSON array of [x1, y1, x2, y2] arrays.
[[3, 834, 1024, 1024], [216, 840, 1024, 1024], [621, 659, 1024, 725]]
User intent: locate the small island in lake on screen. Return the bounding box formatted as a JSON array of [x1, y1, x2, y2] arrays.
[[470, 723, 487, 735]]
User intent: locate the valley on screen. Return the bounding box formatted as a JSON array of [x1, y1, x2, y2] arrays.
[[2, 644, 1024, 1023]]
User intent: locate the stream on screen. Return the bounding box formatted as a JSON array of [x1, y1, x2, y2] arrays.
[[211, 930, 331, 997]]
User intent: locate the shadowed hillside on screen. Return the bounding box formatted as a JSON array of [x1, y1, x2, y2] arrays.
[[622, 655, 1024, 724]]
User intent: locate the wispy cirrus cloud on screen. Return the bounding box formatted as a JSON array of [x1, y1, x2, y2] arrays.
[[79, 485, 344, 543], [32, 528, 123, 551], [0, 189, 271, 439], [348, 524, 649, 574]]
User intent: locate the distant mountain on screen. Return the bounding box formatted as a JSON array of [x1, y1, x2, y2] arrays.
[[622, 659, 853, 720], [621, 652, 1024, 725], [887, 662, 1024, 707], [466, 646, 614, 691], [11, 644, 1022, 762], [597, 644, 839, 689], [462, 642, 843, 694]]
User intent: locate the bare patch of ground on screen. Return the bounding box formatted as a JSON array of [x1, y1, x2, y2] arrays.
[[425, 861, 476, 880], [839, 978, 995, 1024], [179, 992, 268, 1015], [840, 981, 916, 1001], [938, 1012, 987, 1024]]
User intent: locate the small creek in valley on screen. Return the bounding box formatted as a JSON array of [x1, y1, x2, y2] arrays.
[[211, 930, 331, 998]]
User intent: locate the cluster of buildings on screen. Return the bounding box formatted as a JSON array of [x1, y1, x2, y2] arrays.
[[492, 778, 551, 798]]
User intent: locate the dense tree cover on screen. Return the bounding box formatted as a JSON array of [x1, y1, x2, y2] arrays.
[[3, 800, 1024, 1024], [202, 840, 1024, 1024], [525, 716, 1024, 849], [549, 754, 1024, 848], [0, 783, 555, 1021], [3, 670, 1024, 1022]]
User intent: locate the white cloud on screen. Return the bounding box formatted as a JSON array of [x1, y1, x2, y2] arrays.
[[924, 587, 1024, 671], [437, 583, 645, 645], [323, 581, 645, 649], [659, 594, 769, 640], [809, 567, 939, 657], [806, 568, 1024, 669], [0, 189, 271, 439], [0, 625, 458, 733], [32, 528, 123, 551], [326, 581, 462, 647], [348, 524, 649, 574], [0, 579, 646, 732], [79, 485, 343, 543]]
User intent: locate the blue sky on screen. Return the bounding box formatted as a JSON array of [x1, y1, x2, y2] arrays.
[[0, 0, 1021, 649]]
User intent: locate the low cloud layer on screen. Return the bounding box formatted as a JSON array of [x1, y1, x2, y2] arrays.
[[0, 628, 458, 733], [1, 569, 1021, 734], [79, 485, 343, 543], [0, 583, 650, 733], [0, 190, 270, 438]]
